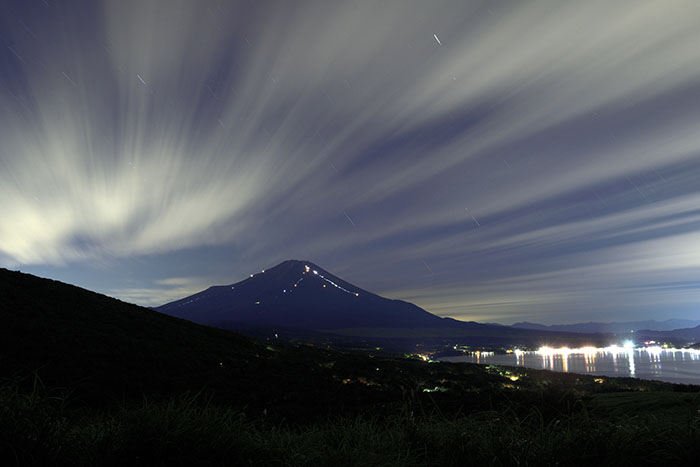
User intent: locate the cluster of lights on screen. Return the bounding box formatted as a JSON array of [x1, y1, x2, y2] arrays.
[[170, 296, 202, 308], [472, 350, 494, 356], [534, 343, 700, 357], [536, 346, 617, 356], [440, 343, 700, 382], [245, 265, 361, 300], [303, 264, 359, 297]]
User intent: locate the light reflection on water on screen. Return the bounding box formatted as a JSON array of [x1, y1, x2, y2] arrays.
[[442, 347, 700, 385]]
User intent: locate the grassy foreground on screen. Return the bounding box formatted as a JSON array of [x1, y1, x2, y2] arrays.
[[4, 375, 700, 467]]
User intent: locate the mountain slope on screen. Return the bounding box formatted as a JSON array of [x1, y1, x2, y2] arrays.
[[157, 259, 450, 329], [0, 267, 351, 409], [635, 324, 700, 344]]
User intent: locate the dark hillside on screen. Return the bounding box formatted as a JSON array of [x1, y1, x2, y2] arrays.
[[0, 268, 365, 415], [1, 269, 252, 395]]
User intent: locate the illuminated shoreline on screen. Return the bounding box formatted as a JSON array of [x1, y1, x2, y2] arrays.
[[530, 345, 700, 357], [445, 345, 700, 383]]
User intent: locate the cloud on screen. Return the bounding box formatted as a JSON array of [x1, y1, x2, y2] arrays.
[[110, 276, 212, 307], [2, 0, 700, 322]]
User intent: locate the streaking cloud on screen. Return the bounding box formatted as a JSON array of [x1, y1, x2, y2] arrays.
[[1, 1, 700, 323]]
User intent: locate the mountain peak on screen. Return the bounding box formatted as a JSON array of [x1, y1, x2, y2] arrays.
[[264, 259, 324, 275], [278, 259, 316, 266], [157, 259, 444, 330]]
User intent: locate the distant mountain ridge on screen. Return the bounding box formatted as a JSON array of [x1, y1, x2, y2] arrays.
[[635, 323, 700, 343], [512, 319, 700, 334]]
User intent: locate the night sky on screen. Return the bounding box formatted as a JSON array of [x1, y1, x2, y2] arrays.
[[2, 0, 700, 325]]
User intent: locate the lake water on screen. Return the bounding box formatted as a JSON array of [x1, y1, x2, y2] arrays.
[[441, 346, 700, 385]]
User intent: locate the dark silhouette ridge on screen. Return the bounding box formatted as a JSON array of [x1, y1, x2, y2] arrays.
[[0, 267, 266, 400], [513, 319, 700, 334]]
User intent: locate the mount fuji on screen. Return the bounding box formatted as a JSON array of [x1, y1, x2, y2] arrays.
[[156, 259, 450, 330], [155, 260, 601, 346]]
